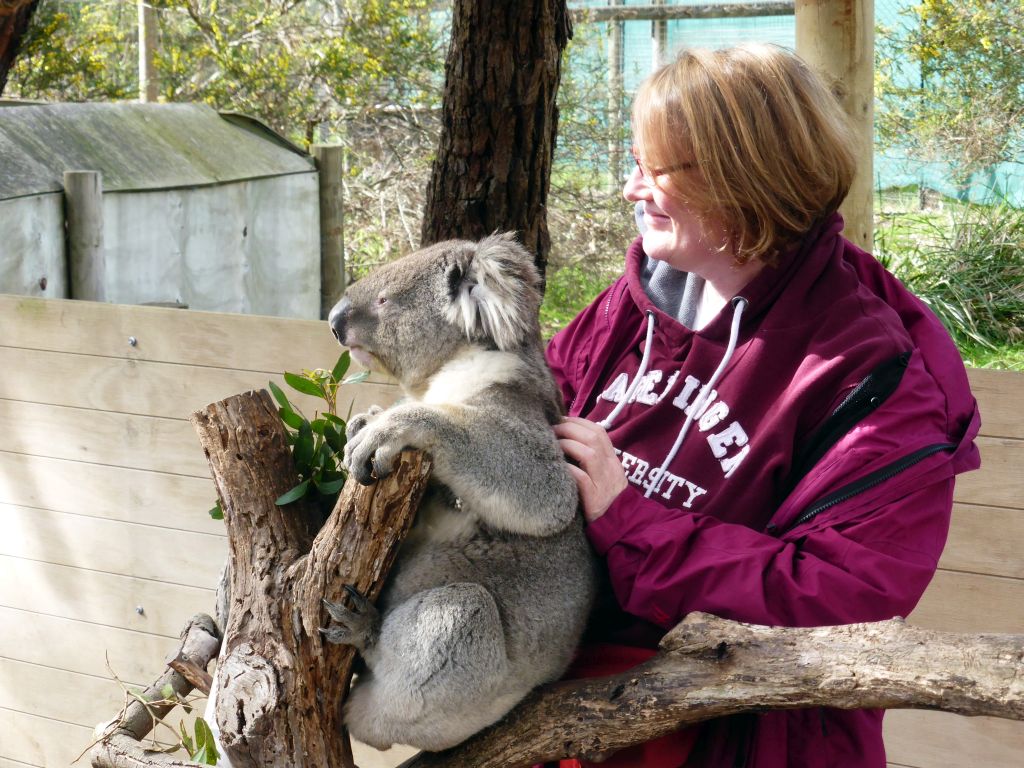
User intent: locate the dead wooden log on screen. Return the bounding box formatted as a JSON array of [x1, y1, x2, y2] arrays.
[[189, 390, 431, 768], [88, 614, 221, 768], [398, 612, 1024, 767]]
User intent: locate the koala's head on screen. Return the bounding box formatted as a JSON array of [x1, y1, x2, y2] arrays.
[[329, 233, 543, 389]]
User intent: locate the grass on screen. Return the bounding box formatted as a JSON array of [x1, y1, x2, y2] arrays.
[[875, 189, 1024, 370]]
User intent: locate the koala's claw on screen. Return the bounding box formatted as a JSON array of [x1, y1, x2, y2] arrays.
[[320, 589, 380, 651]]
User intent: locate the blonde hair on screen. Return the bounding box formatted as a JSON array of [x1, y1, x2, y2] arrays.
[[632, 43, 858, 264]]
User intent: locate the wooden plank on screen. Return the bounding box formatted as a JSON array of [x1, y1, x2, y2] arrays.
[[0, 504, 225, 589], [0, 708, 92, 768], [0, 657, 128, 728], [0, 606, 180, 683], [940, 503, 1024, 579], [908, 570, 1024, 635], [1, 293, 344, 373], [0, 452, 218, 533], [0, 399, 208, 477], [968, 367, 1024, 440], [0, 555, 214, 638], [884, 710, 1024, 768], [0, 344, 397, 420], [953, 436, 1023, 510]]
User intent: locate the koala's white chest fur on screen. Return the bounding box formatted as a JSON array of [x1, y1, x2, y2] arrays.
[[418, 347, 523, 405]]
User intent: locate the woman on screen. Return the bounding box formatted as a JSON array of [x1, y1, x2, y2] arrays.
[[547, 44, 980, 767]]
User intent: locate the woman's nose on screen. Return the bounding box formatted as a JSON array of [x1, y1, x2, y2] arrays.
[[622, 164, 649, 202]]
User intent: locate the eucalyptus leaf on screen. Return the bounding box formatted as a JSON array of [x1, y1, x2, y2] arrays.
[[323, 413, 345, 426], [293, 422, 315, 470], [280, 408, 304, 430], [208, 502, 224, 521], [268, 380, 291, 411], [276, 479, 310, 505], [310, 418, 327, 435], [316, 476, 346, 494], [331, 350, 351, 381], [324, 423, 345, 453], [192, 718, 220, 765], [342, 370, 370, 386], [284, 371, 325, 398], [160, 683, 175, 701]]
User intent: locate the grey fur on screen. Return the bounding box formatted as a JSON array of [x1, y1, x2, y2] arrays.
[[325, 233, 597, 751]]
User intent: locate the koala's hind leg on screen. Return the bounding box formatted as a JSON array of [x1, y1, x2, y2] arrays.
[[344, 582, 519, 752]]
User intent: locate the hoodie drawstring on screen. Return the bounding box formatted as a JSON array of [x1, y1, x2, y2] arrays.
[[597, 310, 656, 430], [596, 297, 749, 499]]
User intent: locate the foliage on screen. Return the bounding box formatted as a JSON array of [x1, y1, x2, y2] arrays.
[[9, 0, 443, 142], [876, 197, 1024, 361], [876, 0, 1024, 183], [271, 351, 368, 510], [209, 352, 368, 521], [179, 716, 219, 765]]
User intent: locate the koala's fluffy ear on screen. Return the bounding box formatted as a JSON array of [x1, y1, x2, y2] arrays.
[[445, 233, 542, 351]]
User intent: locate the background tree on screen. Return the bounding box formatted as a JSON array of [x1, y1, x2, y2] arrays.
[[876, 0, 1024, 187], [0, 0, 38, 93], [420, 0, 572, 277]]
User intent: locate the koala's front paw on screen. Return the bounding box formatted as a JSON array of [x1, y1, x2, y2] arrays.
[[343, 415, 406, 486], [320, 586, 381, 653], [346, 405, 384, 442]]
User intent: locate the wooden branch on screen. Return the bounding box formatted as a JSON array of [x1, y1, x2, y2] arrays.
[[399, 612, 1024, 767], [89, 614, 221, 768], [572, 2, 793, 24], [190, 389, 432, 768]]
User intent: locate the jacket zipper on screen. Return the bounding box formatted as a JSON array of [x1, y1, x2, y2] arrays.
[[786, 442, 956, 531]]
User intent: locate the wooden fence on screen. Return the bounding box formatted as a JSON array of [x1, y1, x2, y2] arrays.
[[0, 294, 1020, 768]]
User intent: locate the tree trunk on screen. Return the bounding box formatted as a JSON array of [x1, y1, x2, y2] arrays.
[[0, 0, 37, 94], [399, 612, 1024, 767], [420, 0, 572, 279], [188, 390, 432, 768]]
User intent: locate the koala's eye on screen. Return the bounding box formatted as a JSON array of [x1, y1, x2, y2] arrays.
[[376, 294, 388, 307]]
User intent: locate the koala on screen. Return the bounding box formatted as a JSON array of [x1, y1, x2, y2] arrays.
[[321, 233, 598, 752]]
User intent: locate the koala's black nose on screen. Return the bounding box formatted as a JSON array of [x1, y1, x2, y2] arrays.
[[328, 298, 351, 344]]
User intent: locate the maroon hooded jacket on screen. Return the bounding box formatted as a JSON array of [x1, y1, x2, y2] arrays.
[[545, 214, 981, 767]]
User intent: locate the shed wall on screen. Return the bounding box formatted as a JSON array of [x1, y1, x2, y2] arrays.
[[100, 174, 320, 317], [0, 194, 66, 299], [0, 295, 1020, 768]]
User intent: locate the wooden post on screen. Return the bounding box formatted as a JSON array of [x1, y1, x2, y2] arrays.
[[607, 1, 624, 192], [312, 143, 346, 319], [137, 0, 158, 103], [795, 0, 874, 251], [651, 0, 667, 70], [63, 170, 106, 301]]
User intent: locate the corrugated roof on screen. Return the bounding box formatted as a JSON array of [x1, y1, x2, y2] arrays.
[[0, 102, 315, 201]]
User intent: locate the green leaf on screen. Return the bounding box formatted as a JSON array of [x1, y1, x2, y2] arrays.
[[191, 718, 220, 765], [342, 370, 370, 386], [315, 476, 346, 494], [310, 418, 327, 435], [208, 501, 224, 521], [279, 408, 304, 430], [161, 683, 176, 701], [276, 479, 310, 505], [284, 371, 325, 398], [324, 422, 345, 453], [331, 350, 351, 382], [323, 413, 345, 426], [293, 421, 315, 470], [268, 381, 292, 410], [179, 721, 194, 753]]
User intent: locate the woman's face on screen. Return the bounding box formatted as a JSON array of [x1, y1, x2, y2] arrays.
[[622, 149, 733, 276]]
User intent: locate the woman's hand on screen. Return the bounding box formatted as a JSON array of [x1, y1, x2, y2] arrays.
[[554, 416, 628, 523]]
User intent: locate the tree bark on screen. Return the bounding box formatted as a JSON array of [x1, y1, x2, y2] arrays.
[[420, 0, 572, 279], [0, 0, 37, 95], [189, 390, 432, 768], [398, 612, 1024, 767]]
